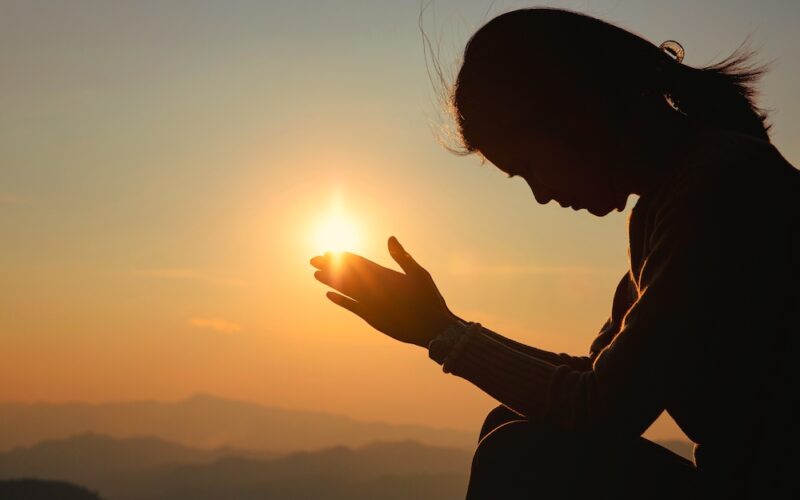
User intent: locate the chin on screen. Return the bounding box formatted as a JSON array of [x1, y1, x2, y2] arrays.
[[589, 197, 629, 216], [586, 205, 616, 217]]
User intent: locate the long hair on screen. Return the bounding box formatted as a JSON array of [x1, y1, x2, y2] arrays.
[[424, 8, 773, 156], [663, 42, 772, 141]]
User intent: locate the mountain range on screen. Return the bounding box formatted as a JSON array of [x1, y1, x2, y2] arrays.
[[0, 433, 471, 500], [0, 393, 475, 453], [0, 394, 694, 499], [0, 478, 102, 500]]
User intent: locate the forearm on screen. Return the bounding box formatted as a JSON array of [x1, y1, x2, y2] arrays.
[[442, 326, 579, 420], [452, 315, 592, 371], [441, 323, 624, 435], [442, 324, 560, 419]]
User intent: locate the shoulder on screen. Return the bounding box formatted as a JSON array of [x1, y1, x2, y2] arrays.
[[626, 131, 796, 270], [647, 130, 797, 227]]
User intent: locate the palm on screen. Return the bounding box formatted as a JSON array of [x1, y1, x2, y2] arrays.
[[310, 237, 455, 348]]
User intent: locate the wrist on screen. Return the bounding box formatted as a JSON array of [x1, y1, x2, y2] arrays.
[[424, 312, 458, 342], [428, 317, 470, 365]]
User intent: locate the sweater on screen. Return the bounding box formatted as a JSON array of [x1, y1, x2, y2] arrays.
[[440, 131, 799, 496]]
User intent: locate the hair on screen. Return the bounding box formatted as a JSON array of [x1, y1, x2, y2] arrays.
[[422, 7, 774, 158]]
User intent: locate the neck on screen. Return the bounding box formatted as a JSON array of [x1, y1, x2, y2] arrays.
[[625, 114, 720, 197]]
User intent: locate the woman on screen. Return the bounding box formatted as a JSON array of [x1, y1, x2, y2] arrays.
[[309, 8, 799, 499]]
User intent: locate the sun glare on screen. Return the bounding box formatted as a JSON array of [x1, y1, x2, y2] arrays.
[[311, 196, 361, 255], [314, 213, 359, 252]]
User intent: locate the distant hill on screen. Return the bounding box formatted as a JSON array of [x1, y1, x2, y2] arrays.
[[0, 432, 274, 481], [0, 434, 471, 500], [137, 440, 471, 500], [0, 394, 474, 453], [0, 431, 694, 500], [0, 478, 102, 499]]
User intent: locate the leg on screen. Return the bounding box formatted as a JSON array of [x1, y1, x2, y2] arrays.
[[478, 404, 527, 443], [467, 419, 698, 500]]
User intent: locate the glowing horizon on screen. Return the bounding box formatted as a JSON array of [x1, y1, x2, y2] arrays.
[[2, 0, 798, 444]]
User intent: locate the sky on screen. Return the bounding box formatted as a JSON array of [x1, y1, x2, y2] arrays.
[[1, 0, 798, 442]]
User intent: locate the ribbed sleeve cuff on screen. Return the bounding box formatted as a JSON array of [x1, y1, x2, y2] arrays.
[[442, 325, 561, 418]]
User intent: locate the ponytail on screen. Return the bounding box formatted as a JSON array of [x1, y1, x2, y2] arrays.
[[434, 7, 776, 155], [664, 41, 773, 142]]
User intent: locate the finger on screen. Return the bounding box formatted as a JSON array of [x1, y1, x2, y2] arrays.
[[313, 269, 336, 287], [388, 236, 425, 277], [309, 255, 327, 269], [316, 252, 401, 300], [325, 291, 364, 317], [314, 265, 373, 301]]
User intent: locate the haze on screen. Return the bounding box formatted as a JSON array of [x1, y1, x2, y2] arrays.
[[2, 0, 798, 442]]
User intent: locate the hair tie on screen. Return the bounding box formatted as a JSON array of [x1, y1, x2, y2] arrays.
[[659, 40, 685, 63], [639, 40, 687, 111]]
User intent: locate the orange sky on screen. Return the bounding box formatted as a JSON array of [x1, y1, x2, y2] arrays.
[[1, 0, 799, 442]]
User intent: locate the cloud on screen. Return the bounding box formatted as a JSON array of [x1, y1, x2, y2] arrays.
[[136, 268, 246, 287], [188, 317, 241, 334]]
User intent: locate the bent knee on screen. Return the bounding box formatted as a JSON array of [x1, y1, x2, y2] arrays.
[[469, 423, 631, 499], [470, 419, 560, 495], [478, 404, 526, 442], [475, 418, 592, 467], [474, 420, 540, 464]]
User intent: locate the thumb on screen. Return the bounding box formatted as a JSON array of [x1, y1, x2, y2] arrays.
[[388, 236, 424, 276]]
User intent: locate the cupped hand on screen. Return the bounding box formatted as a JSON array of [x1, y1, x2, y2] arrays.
[[309, 236, 459, 348]]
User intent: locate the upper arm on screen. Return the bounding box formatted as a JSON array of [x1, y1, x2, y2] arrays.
[[589, 272, 637, 362], [590, 182, 741, 436]]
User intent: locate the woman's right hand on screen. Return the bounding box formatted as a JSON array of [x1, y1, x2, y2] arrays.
[[310, 236, 460, 348]]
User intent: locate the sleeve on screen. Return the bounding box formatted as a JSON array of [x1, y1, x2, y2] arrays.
[[443, 185, 737, 438], [589, 272, 638, 360], [447, 269, 634, 376], [477, 326, 592, 371], [449, 313, 593, 371]]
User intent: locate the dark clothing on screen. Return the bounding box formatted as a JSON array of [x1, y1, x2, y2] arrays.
[[469, 405, 697, 499], [443, 132, 800, 497]]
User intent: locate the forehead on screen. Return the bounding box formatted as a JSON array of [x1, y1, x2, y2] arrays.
[[466, 77, 610, 159], [474, 126, 539, 173], [468, 96, 564, 161]]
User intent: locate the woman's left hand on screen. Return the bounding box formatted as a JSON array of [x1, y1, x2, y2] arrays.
[[309, 236, 459, 348]]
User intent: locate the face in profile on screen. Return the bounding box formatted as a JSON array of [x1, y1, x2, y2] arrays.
[[449, 9, 654, 217], [473, 89, 634, 217]]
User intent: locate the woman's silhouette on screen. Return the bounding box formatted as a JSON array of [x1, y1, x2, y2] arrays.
[[310, 8, 799, 499]]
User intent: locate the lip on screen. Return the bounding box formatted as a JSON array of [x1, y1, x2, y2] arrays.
[[557, 198, 577, 209], [555, 197, 581, 210]]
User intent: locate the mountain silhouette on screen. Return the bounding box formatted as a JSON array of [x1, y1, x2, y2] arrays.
[[0, 432, 274, 478], [0, 478, 102, 499], [0, 434, 471, 500], [0, 395, 695, 499], [0, 394, 474, 453]]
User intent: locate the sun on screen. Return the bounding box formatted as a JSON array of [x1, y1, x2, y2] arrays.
[[311, 197, 361, 255], [314, 213, 359, 253]]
